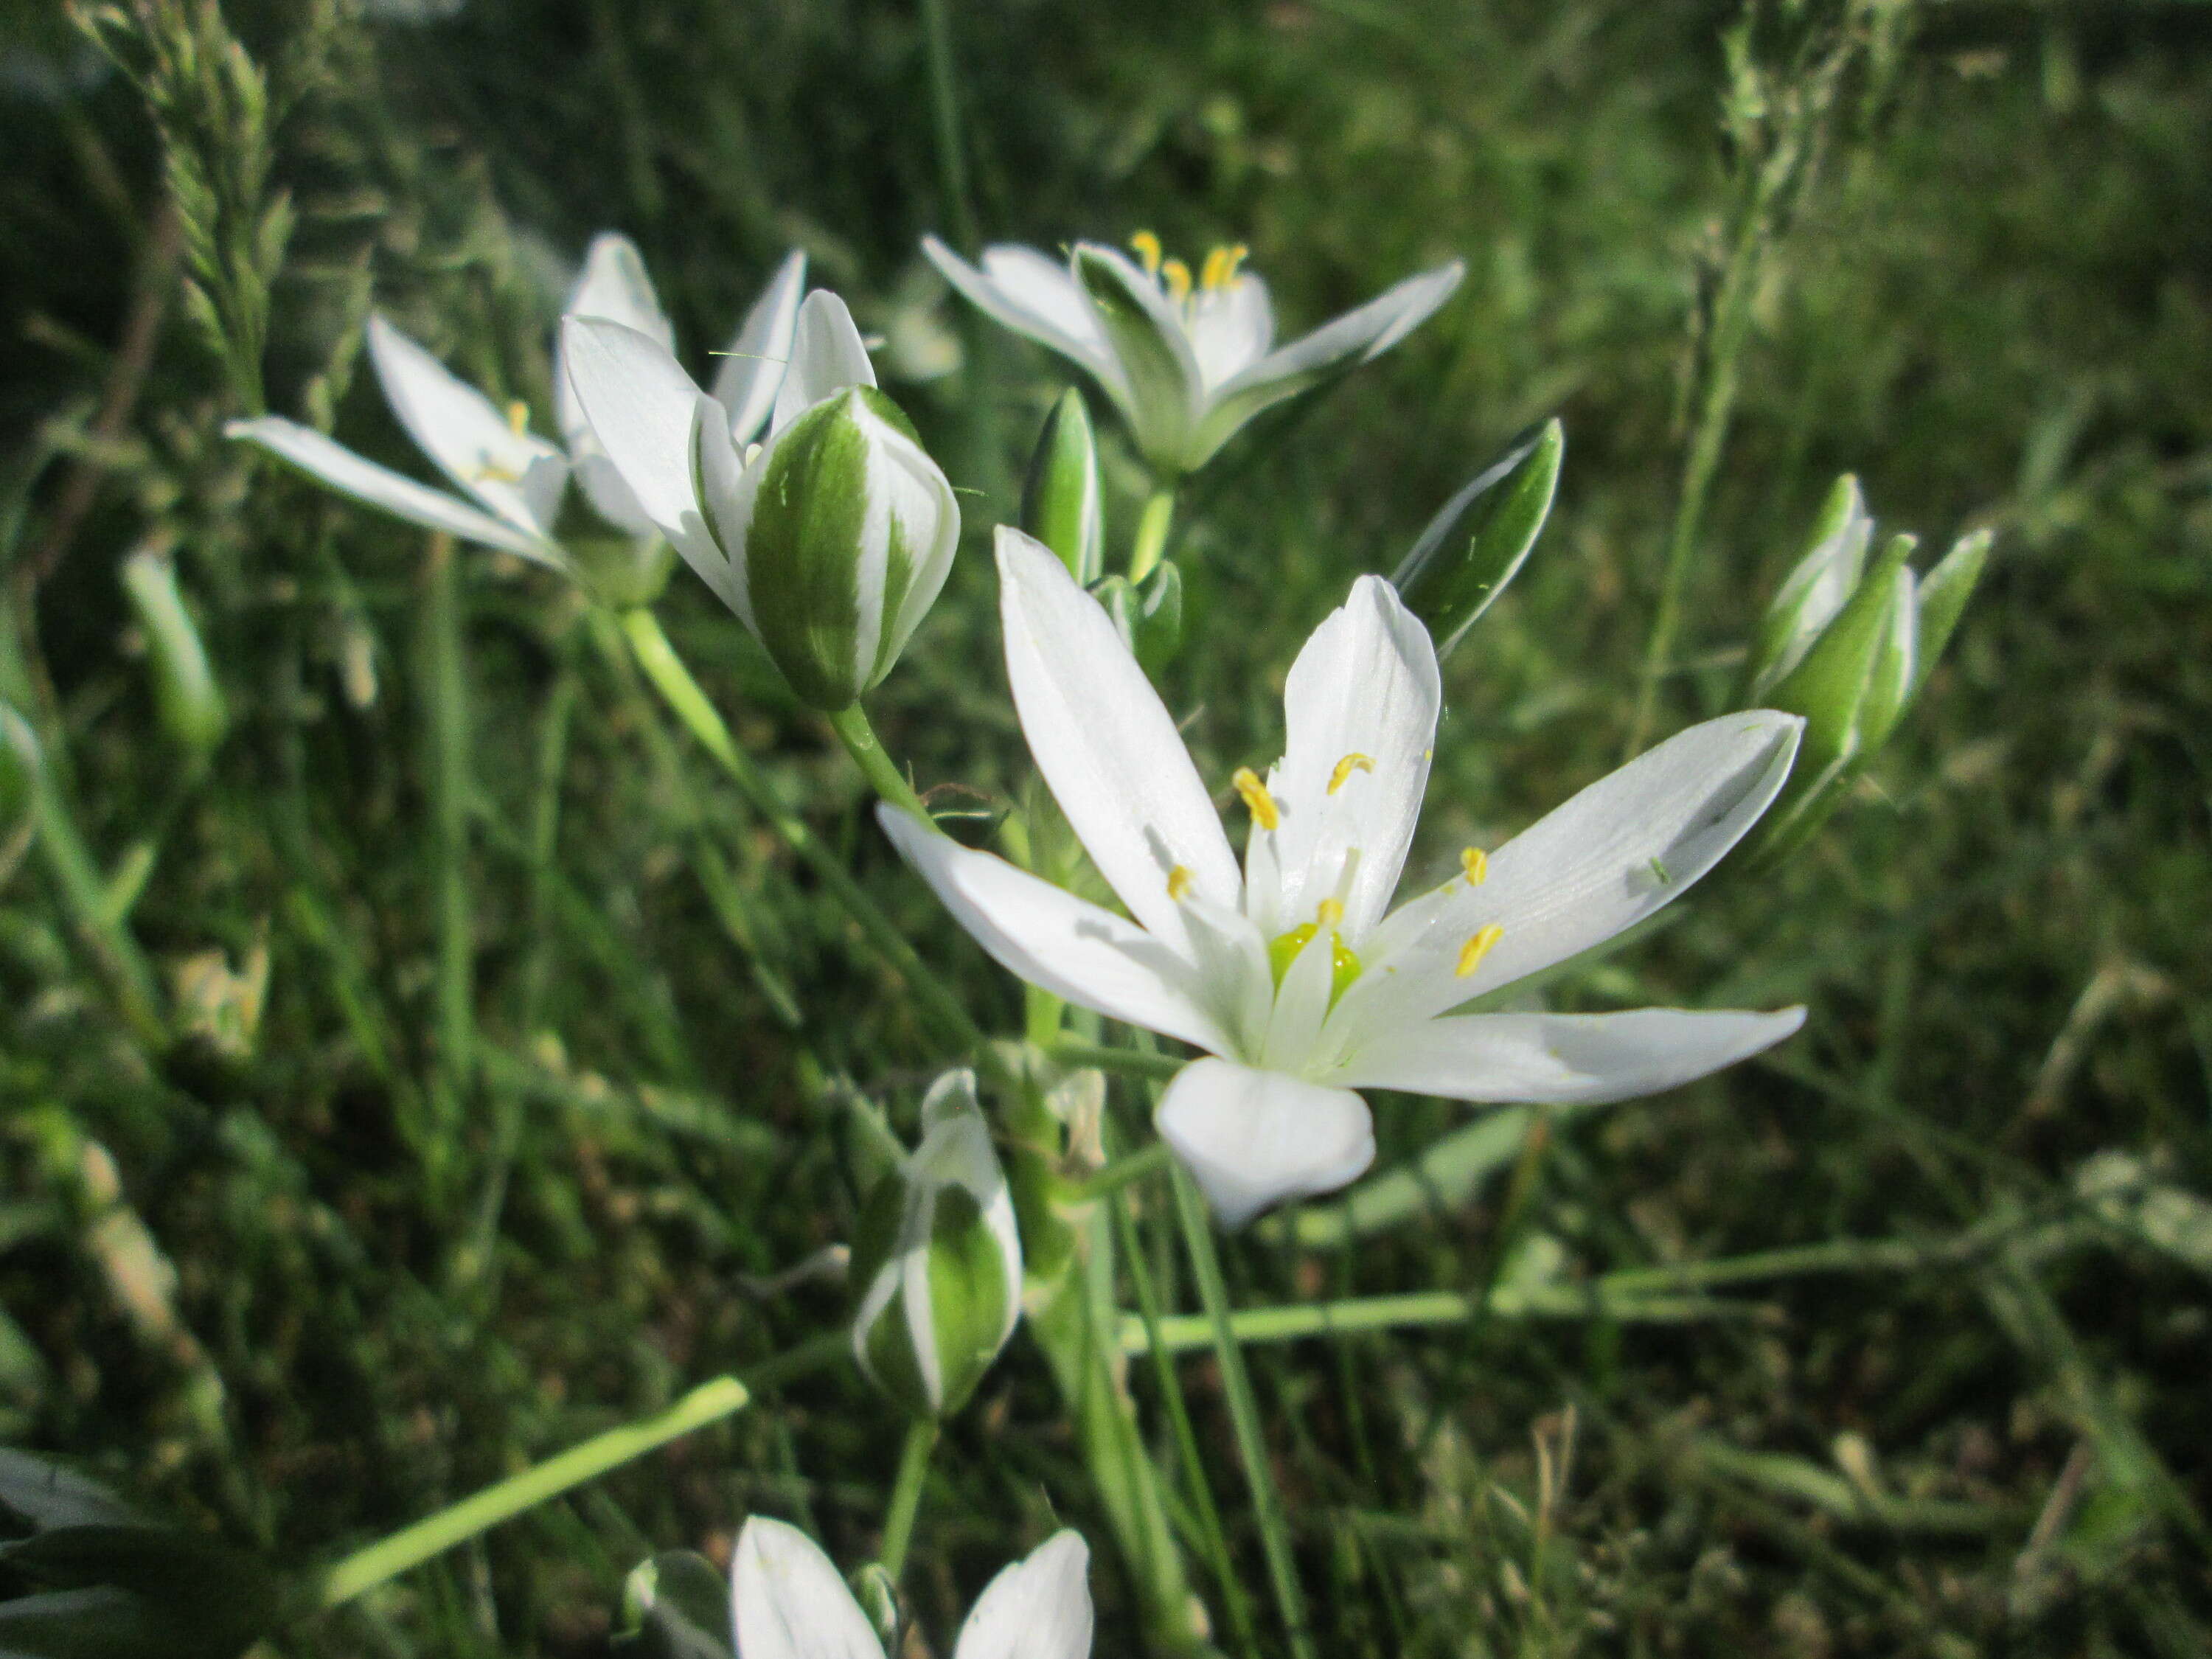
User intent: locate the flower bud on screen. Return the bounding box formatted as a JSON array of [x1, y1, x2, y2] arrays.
[[1090, 559, 1182, 675], [1022, 388, 1105, 585], [723, 383, 960, 712], [1391, 419, 1562, 659], [1744, 474, 1873, 701], [849, 1071, 1023, 1419], [1910, 526, 1994, 701], [120, 547, 226, 762]]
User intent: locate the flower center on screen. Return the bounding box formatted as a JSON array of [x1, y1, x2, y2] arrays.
[[1267, 900, 1363, 1006], [1129, 232, 1251, 314]]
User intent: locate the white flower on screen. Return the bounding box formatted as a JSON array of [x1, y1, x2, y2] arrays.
[[560, 289, 960, 710], [879, 529, 1811, 1226], [730, 1517, 1091, 1659], [226, 234, 805, 567], [924, 234, 1464, 474]]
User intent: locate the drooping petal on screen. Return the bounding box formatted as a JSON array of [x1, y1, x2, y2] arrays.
[[730, 1517, 885, 1659], [1336, 1006, 1806, 1102], [714, 248, 808, 445], [1243, 574, 1440, 945], [954, 1532, 1093, 1659], [366, 313, 567, 534], [1341, 713, 1803, 1034], [554, 233, 674, 535], [877, 806, 1237, 1056], [1186, 260, 1464, 468], [997, 529, 1240, 960], [1154, 1057, 1375, 1228], [224, 417, 564, 564], [1185, 274, 1275, 391], [558, 316, 731, 592], [771, 290, 876, 434], [922, 236, 1123, 393]]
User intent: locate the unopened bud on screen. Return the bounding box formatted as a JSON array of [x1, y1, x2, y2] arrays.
[[120, 548, 226, 761], [1022, 388, 1105, 585], [1744, 474, 1873, 702], [1391, 420, 1562, 659], [1091, 559, 1183, 675]]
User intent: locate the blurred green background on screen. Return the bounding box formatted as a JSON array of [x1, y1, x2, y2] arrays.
[[1, 0, 2208, 1653]]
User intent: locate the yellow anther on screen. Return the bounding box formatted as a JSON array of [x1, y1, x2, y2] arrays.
[[473, 462, 522, 485], [1455, 924, 1504, 978], [1315, 897, 1345, 930], [506, 399, 530, 438], [1161, 259, 1193, 303], [1130, 231, 1163, 276], [1201, 243, 1249, 289], [1327, 752, 1376, 795], [1166, 864, 1194, 901], [1231, 766, 1280, 832], [1461, 846, 1489, 886]]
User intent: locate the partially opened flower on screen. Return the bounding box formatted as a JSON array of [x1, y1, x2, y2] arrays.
[[880, 529, 1811, 1225], [226, 234, 805, 568], [561, 290, 960, 711], [730, 1517, 1091, 1659], [924, 233, 1463, 475]]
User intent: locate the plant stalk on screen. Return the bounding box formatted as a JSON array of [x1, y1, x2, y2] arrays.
[[827, 701, 933, 825], [876, 1418, 940, 1584]]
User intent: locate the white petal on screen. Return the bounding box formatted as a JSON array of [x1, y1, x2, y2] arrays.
[[1068, 244, 1204, 467], [731, 1517, 885, 1659], [1154, 1058, 1375, 1228], [224, 417, 563, 565], [714, 248, 808, 445], [997, 528, 1239, 959], [1337, 1006, 1806, 1102], [955, 1532, 1093, 1659], [553, 234, 674, 535], [1245, 575, 1439, 945], [854, 400, 961, 686], [366, 313, 567, 534], [1185, 274, 1275, 391], [771, 290, 876, 434], [1259, 919, 1339, 1074], [558, 316, 730, 591], [1343, 713, 1803, 1034], [877, 805, 1235, 1056], [922, 236, 1123, 393]]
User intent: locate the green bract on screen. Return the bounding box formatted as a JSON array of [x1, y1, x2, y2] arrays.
[[1390, 419, 1562, 659], [849, 1071, 1023, 1419]]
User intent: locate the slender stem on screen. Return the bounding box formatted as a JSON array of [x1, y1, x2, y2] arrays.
[[877, 1418, 940, 1584], [1113, 1189, 1260, 1659], [917, 0, 979, 254], [1127, 487, 1176, 583], [1071, 1141, 1174, 1203], [616, 608, 987, 1057], [1121, 1284, 1742, 1355], [1051, 1039, 1184, 1083], [420, 534, 475, 1192], [1169, 1164, 1316, 1659], [320, 1377, 752, 1607], [826, 701, 933, 824]]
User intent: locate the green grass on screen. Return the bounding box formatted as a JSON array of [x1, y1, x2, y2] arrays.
[[3, 1, 2209, 1654]]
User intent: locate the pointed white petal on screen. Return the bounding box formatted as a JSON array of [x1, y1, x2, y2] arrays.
[[1338, 1006, 1806, 1102], [1185, 274, 1275, 391], [558, 316, 731, 591], [1069, 244, 1204, 468], [731, 1517, 885, 1659], [714, 248, 808, 445], [955, 1532, 1093, 1659], [226, 417, 564, 564], [1343, 713, 1803, 1032], [771, 290, 876, 434], [855, 401, 961, 685], [1154, 1058, 1374, 1228], [554, 233, 674, 535], [1187, 260, 1464, 467], [366, 313, 567, 534], [997, 528, 1239, 959], [1245, 575, 1439, 945], [1259, 920, 1339, 1074], [922, 235, 1123, 393], [877, 806, 1236, 1056]]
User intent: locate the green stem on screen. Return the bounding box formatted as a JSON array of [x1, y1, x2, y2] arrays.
[[916, 0, 978, 254], [420, 535, 475, 1189], [1071, 1141, 1174, 1203], [321, 1376, 752, 1607], [616, 608, 986, 1057], [1127, 487, 1176, 584], [1169, 1164, 1316, 1659], [876, 1418, 940, 1584], [1051, 1039, 1184, 1083], [1121, 1284, 1742, 1355], [826, 701, 933, 824]]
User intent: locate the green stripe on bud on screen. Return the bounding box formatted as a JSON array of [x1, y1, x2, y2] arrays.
[[1022, 389, 1105, 585], [849, 1071, 1023, 1419], [1745, 474, 1873, 702], [1391, 420, 1562, 660], [1910, 526, 1994, 700], [120, 548, 227, 762]]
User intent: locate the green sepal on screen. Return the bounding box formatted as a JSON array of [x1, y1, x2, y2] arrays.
[[1910, 526, 1994, 700], [922, 1184, 1014, 1416], [1390, 420, 1562, 658], [614, 1551, 734, 1659], [1021, 389, 1105, 585], [1744, 473, 1871, 700], [1071, 248, 1194, 473], [1090, 560, 1182, 675]]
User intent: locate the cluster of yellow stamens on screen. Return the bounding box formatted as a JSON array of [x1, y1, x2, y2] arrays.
[[1130, 232, 1250, 307], [1327, 752, 1376, 795], [1231, 766, 1280, 831], [471, 401, 536, 486], [1455, 923, 1504, 978]]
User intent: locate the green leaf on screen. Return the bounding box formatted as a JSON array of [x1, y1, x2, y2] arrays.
[[1389, 420, 1562, 658], [0, 1526, 281, 1659], [614, 1551, 734, 1659]]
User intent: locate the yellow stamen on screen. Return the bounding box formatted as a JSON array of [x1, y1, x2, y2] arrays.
[[506, 399, 530, 438], [1231, 766, 1280, 832], [1327, 752, 1376, 795], [1455, 924, 1504, 978], [1161, 259, 1192, 303], [1130, 231, 1163, 277], [1166, 864, 1194, 901], [1461, 846, 1489, 886], [473, 462, 522, 484], [1315, 897, 1345, 929], [1202, 243, 1249, 290]]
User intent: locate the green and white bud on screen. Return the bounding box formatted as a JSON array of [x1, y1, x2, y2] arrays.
[[120, 546, 227, 762], [849, 1070, 1023, 1419], [1391, 419, 1562, 660], [1744, 474, 1874, 702], [1022, 388, 1105, 585]]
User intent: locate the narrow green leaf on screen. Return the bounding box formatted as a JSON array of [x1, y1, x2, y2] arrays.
[[1390, 420, 1562, 658]]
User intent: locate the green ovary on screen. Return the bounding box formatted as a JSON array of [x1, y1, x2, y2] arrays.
[[1267, 923, 1363, 1006]]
